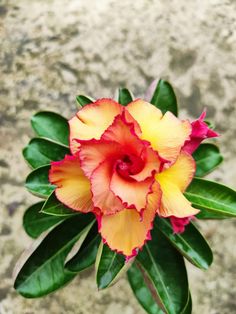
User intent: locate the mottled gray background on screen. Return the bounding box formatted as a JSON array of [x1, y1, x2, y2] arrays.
[[0, 0, 236, 313]]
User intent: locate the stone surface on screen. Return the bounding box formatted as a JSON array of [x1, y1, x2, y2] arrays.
[[0, 0, 236, 313]]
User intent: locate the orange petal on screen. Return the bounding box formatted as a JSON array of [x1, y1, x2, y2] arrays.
[[130, 147, 161, 181], [101, 113, 161, 179], [110, 171, 154, 212], [127, 99, 191, 162], [124, 109, 142, 136], [91, 161, 124, 215], [101, 113, 144, 155], [98, 182, 161, 257], [49, 155, 93, 212], [69, 99, 122, 154], [79, 114, 161, 180], [78, 114, 140, 178], [79, 139, 121, 178], [156, 152, 199, 217]]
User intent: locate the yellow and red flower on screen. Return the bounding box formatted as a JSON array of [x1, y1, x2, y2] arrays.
[[49, 98, 218, 258]]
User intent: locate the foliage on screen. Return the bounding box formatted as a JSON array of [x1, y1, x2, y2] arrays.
[[15, 79, 236, 314]]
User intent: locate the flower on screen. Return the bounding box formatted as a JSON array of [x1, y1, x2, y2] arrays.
[[49, 98, 218, 258]]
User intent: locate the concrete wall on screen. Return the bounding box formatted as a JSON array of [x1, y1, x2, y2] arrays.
[[0, 1, 236, 313]]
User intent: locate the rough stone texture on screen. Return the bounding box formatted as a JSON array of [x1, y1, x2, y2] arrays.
[[0, 0, 236, 313]]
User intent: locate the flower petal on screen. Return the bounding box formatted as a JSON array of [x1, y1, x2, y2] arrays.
[[157, 182, 199, 218], [79, 139, 121, 178], [91, 161, 124, 215], [157, 151, 196, 192], [127, 100, 191, 162], [169, 216, 193, 234], [110, 172, 154, 212], [49, 155, 93, 212], [77, 115, 135, 179], [79, 113, 161, 179], [101, 113, 161, 179], [101, 113, 146, 154], [69, 99, 122, 154], [98, 182, 161, 257], [130, 147, 161, 181], [183, 111, 219, 154], [156, 152, 199, 218]]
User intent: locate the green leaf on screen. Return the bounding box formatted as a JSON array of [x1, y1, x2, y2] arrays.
[[23, 138, 70, 169], [155, 218, 213, 270], [14, 214, 95, 298], [41, 192, 77, 217], [185, 178, 236, 217], [23, 202, 67, 238], [25, 165, 55, 198], [150, 79, 178, 116], [137, 228, 188, 314], [95, 242, 128, 290], [31, 111, 69, 146], [127, 262, 164, 314], [65, 223, 100, 272], [128, 261, 192, 314], [118, 88, 133, 106], [193, 143, 223, 177], [76, 95, 94, 107], [181, 293, 192, 314], [196, 208, 231, 219]]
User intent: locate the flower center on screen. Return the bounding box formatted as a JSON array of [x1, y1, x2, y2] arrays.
[[116, 154, 144, 179]]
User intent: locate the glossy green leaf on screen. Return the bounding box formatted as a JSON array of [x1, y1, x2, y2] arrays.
[[181, 293, 192, 314], [137, 228, 188, 314], [25, 165, 55, 198], [118, 88, 133, 106], [23, 138, 69, 169], [76, 95, 94, 107], [196, 208, 231, 219], [150, 79, 178, 116], [95, 242, 127, 290], [31, 111, 69, 146], [14, 214, 95, 298], [128, 262, 192, 314], [193, 143, 223, 177], [127, 262, 164, 314], [155, 218, 213, 270], [23, 202, 67, 238], [185, 178, 236, 217], [41, 192, 77, 217], [66, 223, 100, 272]]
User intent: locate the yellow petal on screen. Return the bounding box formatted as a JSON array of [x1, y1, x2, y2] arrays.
[[156, 152, 199, 217], [157, 182, 199, 217], [69, 99, 122, 154], [127, 100, 191, 162], [126, 99, 162, 138], [99, 182, 161, 257], [49, 155, 93, 212], [157, 151, 196, 192]]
